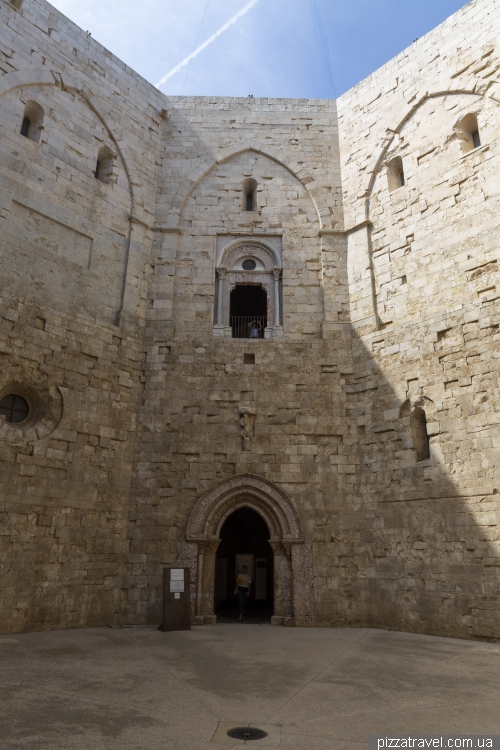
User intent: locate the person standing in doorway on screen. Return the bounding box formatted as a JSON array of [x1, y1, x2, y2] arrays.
[[235, 565, 251, 622]]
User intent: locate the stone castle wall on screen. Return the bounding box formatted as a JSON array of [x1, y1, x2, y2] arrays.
[[336, 0, 500, 637], [0, 0, 162, 632], [1, 0, 499, 638]]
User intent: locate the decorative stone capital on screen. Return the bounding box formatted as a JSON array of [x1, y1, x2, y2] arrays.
[[272, 268, 282, 281], [199, 539, 221, 554], [269, 540, 292, 557], [216, 267, 226, 280]]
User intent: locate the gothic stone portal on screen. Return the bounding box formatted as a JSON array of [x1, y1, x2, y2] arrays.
[[180, 474, 313, 626]]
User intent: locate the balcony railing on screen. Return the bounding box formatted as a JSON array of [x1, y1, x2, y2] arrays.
[[230, 316, 267, 339]]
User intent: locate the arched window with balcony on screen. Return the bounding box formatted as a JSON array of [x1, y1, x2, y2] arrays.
[[213, 239, 283, 339]]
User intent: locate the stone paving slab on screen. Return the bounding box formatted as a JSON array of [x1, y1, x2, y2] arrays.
[[1, 626, 500, 750]]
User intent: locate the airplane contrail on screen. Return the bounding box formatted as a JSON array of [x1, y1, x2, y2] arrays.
[[155, 0, 260, 88]]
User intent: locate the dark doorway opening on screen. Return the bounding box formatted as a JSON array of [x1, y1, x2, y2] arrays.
[[215, 507, 274, 623], [230, 285, 267, 339]]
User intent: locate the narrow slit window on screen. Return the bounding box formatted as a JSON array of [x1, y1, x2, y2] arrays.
[[20, 101, 44, 143], [387, 156, 405, 192], [243, 178, 257, 211], [94, 146, 117, 185], [459, 114, 482, 153], [20, 117, 30, 138], [411, 407, 430, 462]]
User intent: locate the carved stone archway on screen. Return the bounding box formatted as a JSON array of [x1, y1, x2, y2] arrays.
[[180, 474, 313, 626]]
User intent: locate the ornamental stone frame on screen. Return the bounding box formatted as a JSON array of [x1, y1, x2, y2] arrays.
[[213, 238, 284, 339], [181, 474, 313, 626]]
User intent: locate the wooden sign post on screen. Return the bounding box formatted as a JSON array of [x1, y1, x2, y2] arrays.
[[159, 567, 191, 632]]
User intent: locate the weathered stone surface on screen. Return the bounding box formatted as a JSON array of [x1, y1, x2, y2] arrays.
[[0, 0, 499, 639]]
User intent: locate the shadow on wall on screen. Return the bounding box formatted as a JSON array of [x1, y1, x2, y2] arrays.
[[330, 323, 500, 641], [336, 87, 500, 640], [131, 97, 499, 640]]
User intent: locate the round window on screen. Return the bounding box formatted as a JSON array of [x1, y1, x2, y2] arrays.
[[0, 394, 30, 424], [242, 259, 257, 270]]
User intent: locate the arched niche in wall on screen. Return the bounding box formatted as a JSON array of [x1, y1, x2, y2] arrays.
[[213, 238, 283, 339], [167, 143, 328, 230]]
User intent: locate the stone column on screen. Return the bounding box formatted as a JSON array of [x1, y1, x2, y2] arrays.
[[273, 268, 281, 326], [216, 268, 226, 326], [346, 222, 378, 330], [195, 545, 204, 619], [269, 540, 294, 626], [199, 540, 220, 625], [291, 542, 314, 626]]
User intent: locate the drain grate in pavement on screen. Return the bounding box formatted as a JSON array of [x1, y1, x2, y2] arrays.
[[227, 727, 268, 741]]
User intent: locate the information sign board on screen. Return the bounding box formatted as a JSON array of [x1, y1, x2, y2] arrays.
[[159, 567, 191, 632]]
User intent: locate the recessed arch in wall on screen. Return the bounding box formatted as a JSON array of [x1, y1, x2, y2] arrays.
[[171, 143, 326, 229], [354, 88, 499, 329], [0, 70, 153, 320], [0, 70, 147, 221], [365, 89, 491, 201]]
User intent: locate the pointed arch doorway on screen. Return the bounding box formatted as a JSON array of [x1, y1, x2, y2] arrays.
[[181, 474, 313, 626], [215, 507, 274, 623]]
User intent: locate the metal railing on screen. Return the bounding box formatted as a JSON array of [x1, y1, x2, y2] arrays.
[[230, 316, 267, 339]]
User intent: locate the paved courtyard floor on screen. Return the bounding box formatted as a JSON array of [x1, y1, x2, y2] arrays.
[[1, 625, 500, 750]]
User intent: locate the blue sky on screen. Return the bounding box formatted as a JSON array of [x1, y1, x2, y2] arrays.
[[50, 0, 470, 98]]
